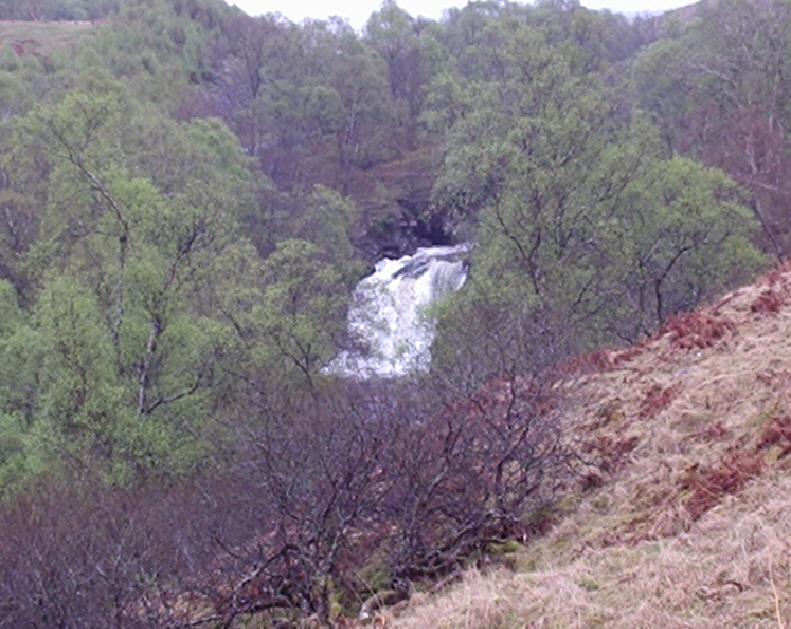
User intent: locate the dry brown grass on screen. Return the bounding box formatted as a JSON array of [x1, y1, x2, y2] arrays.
[[380, 267, 791, 628], [383, 475, 791, 629]]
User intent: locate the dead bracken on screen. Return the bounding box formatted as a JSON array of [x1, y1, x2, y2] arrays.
[[660, 311, 736, 350], [383, 266, 791, 629]]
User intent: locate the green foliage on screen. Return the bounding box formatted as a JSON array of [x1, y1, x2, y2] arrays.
[[0, 75, 264, 478], [0, 320, 39, 422], [0, 412, 47, 497], [609, 157, 764, 337], [257, 237, 354, 387], [290, 185, 360, 267], [1, 3, 790, 627], [631, 38, 692, 151], [0, 272, 206, 481], [34, 275, 124, 435], [0, 0, 781, 497], [429, 14, 764, 380], [0, 279, 20, 336]]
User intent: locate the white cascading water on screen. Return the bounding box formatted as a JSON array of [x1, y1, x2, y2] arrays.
[[327, 243, 471, 378]]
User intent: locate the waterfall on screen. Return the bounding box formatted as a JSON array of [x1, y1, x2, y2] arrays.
[[327, 243, 471, 378]]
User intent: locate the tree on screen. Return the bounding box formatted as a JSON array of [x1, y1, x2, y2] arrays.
[[430, 19, 763, 372], [631, 38, 694, 152], [633, 0, 791, 258], [256, 238, 352, 388], [605, 156, 765, 340], [365, 1, 432, 149], [5, 77, 260, 474], [220, 14, 297, 160]]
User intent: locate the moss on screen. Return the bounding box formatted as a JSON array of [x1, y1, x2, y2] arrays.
[[575, 575, 600, 591], [594, 398, 626, 426], [591, 493, 610, 512], [328, 585, 345, 620], [555, 491, 582, 513], [750, 405, 782, 431], [764, 444, 785, 464], [487, 540, 525, 555], [355, 557, 391, 596]]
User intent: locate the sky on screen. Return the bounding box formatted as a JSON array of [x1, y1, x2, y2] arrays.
[[232, 0, 694, 30]]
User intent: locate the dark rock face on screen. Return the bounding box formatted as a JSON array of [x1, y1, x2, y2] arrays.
[[414, 212, 452, 246], [348, 156, 454, 261], [359, 205, 454, 262]]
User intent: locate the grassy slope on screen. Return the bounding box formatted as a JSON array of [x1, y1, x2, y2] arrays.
[[0, 20, 98, 55], [381, 267, 791, 628]]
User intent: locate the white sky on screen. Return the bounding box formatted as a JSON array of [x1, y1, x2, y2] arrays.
[[231, 0, 693, 30]]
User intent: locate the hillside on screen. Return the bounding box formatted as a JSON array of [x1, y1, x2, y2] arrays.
[[379, 267, 791, 628], [4, 0, 791, 626], [0, 19, 100, 55]]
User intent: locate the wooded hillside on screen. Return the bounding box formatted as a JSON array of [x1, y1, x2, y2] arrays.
[[0, 0, 789, 626]]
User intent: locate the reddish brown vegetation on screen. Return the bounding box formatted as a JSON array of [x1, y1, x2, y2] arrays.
[[611, 344, 648, 366], [196, 378, 571, 625], [11, 38, 37, 54], [0, 378, 573, 627], [462, 374, 557, 417], [756, 415, 791, 460], [579, 397, 641, 476], [672, 413, 791, 524], [750, 288, 785, 314], [580, 470, 605, 491], [680, 452, 762, 521], [683, 420, 734, 444], [755, 366, 791, 393], [580, 434, 640, 473], [586, 399, 625, 432], [660, 311, 736, 350], [554, 350, 616, 378], [764, 267, 787, 287], [639, 382, 682, 420]]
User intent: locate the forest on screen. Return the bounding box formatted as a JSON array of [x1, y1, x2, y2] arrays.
[[0, 0, 788, 625]]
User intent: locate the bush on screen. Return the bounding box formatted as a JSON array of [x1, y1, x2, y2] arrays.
[[0, 375, 574, 627]]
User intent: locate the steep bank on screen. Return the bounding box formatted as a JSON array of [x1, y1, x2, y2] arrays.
[[381, 265, 791, 628]]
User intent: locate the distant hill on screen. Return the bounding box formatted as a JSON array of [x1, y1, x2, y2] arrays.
[[625, 0, 721, 43], [657, 0, 721, 23]]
